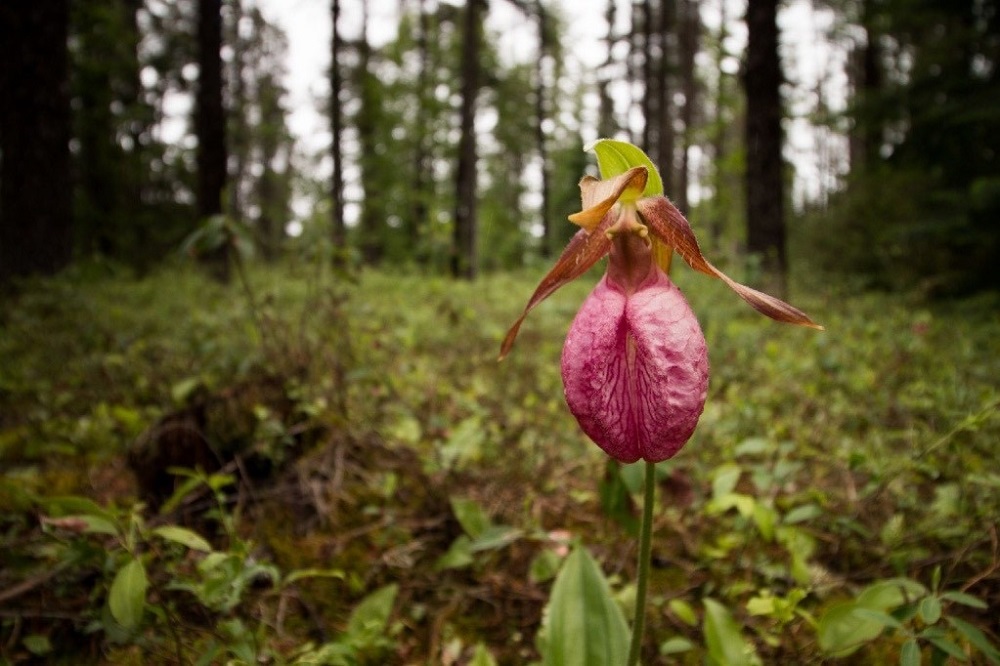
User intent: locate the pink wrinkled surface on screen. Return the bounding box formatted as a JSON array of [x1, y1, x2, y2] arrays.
[[561, 268, 709, 463]]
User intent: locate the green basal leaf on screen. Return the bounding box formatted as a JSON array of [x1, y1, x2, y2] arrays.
[[152, 525, 212, 552], [450, 497, 491, 539], [586, 139, 664, 198], [108, 557, 148, 630], [817, 600, 884, 656], [946, 617, 1000, 664], [900, 639, 921, 666], [543, 545, 630, 666], [703, 598, 757, 666], [345, 584, 398, 639], [940, 591, 988, 609], [470, 643, 498, 666]]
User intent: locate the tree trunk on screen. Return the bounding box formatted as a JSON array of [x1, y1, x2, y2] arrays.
[[676, 0, 699, 213], [451, 0, 483, 280], [330, 0, 346, 261], [849, 0, 882, 174], [356, 0, 383, 266], [196, 0, 229, 281], [744, 0, 786, 296], [0, 1, 73, 281], [656, 0, 675, 193], [535, 0, 552, 258], [409, 0, 432, 263], [640, 0, 656, 159]]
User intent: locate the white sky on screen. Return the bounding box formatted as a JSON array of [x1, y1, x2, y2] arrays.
[[251, 0, 849, 214]]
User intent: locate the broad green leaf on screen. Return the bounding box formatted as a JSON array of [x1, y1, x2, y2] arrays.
[[852, 607, 905, 630], [817, 601, 884, 656], [703, 598, 756, 666], [283, 568, 345, 586], [470, 643, 498, 666], [918, 596, 942, 624], [451, 497, 491, 539], [659, 636, 694, 655], [108, 557, 148, 629], [783, 504, 823, 525], [529, 549, 562, 584], [946, 617, 1000, 664], [435, 535, 474, 570], [940, 591, 988, 609], [712, 464, 742, 499], [857, 579, 926, 610], [920, 632, 968, 661], [22, 634, 53, 656], [42, 496, 116, 523], [543, 546, 630, 666], [587, 139, 664, 198], [900, 639, 921, 666], [669, 598, 698, 626], [470, 525, 523, 552], [346, 584, 398, 638], [152, 525, 212, 552]]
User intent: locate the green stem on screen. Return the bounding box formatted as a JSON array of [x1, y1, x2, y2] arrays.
[[627, 461, 656, 666]]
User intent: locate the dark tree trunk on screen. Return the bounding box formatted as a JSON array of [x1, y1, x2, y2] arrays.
[[677, 0, 699, 213], [744, 0, 787, 295], [356, 1, 383, 266], [451, 0, 483, 280], [409, 0, 432, 263], [850, 0, 882, 173], [640, 0, 656, 158], [597, 0, 618, 139], [535, 0, 552, 258], [330, 0, 346, 261], [0, 1, 73, 281], [196, 0, 229, 281], [656, 0, 675, 193]]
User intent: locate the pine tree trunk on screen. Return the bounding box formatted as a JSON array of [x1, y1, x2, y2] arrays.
[[330, 0, 346, 261], [744, 0, 787, 296], [656, 0, 675, 193], [677, 0, 699, 213], [196, 0, 229, 281], [410, 0, 432, 263], [356, 1, 383, 266], [0, 1, 73, 281], [451, 0, 482, 280], [535, 0, 552, 258]]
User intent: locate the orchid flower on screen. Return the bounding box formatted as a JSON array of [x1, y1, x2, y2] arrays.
[[500, 145, 822, 464]]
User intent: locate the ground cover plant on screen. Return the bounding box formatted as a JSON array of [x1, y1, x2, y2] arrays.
[[1, 259, 998, 664]]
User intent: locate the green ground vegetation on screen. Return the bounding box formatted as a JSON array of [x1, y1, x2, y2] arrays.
[[1, 262, 998, 664]]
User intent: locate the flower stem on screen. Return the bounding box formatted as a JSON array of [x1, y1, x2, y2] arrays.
[[627, 461, 656, 666]]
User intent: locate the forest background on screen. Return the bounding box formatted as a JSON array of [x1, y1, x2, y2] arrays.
[[1, 0, 999, 664]]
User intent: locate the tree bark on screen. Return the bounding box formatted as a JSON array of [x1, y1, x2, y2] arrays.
[[744, 0, 787, 295], [451, 0, 483, 279], [330, 0, 346, 260], [0, 1, 73, 281], [676, 0, 699, 213], [535, 0, 552, 258], [656, 0, 675, 193], [196, 0, 229, 281]]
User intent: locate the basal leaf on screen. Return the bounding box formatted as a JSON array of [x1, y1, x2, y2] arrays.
[[108, 557, 148, 630], [543, 546, 630, 666], [152, 525, 212, 552], [703, 598, 756, 666]]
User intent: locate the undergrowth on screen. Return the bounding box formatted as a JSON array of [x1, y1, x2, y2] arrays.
[[0, 262, 998, 664]]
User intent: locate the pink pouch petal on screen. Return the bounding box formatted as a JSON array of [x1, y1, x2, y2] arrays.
[[561, 269, 709, 463]]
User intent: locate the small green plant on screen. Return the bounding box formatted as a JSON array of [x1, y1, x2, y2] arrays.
[[817, 569, 999, 664]]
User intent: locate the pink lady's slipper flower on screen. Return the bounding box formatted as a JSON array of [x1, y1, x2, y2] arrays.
[[500, 162, 822, 464]]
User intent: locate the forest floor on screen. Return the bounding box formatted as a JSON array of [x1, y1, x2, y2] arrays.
[[1, 262, 999, 665]]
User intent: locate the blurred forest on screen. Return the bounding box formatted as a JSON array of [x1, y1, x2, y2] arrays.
[[1, 0, 999, 664]]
